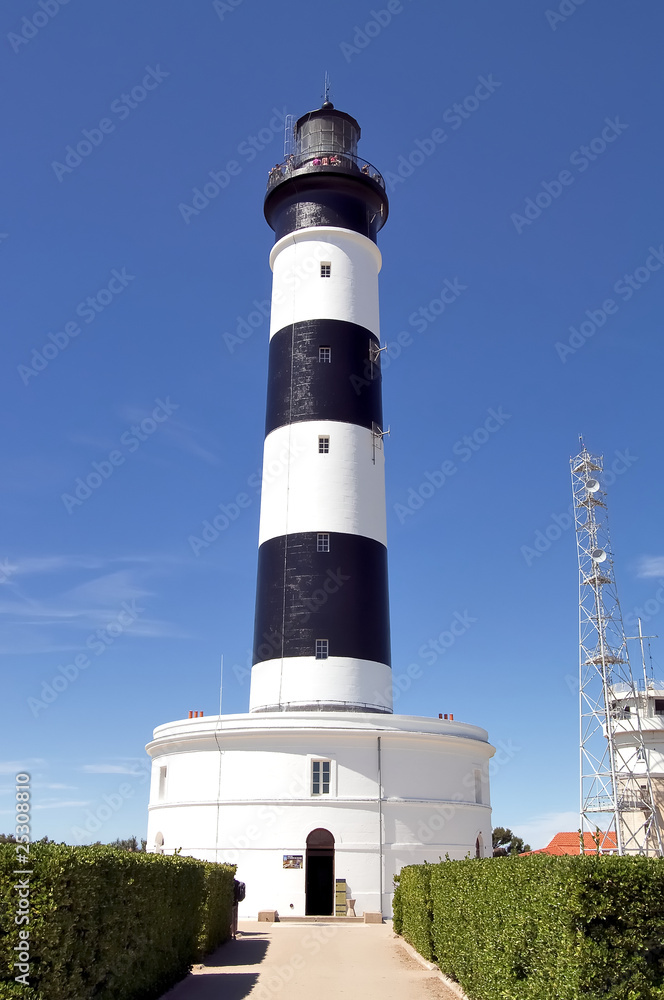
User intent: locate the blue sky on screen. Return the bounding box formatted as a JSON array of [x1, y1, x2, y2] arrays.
[[2, 0, 663, 850]]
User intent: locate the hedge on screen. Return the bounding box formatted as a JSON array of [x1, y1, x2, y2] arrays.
[[0, 843, 236, 1000], [197, 861, 236, 958], [393, 854, 664, 1000]]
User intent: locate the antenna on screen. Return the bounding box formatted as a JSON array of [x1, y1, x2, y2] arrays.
[[323, 71, 331, 104], [572, 443, 663, 856]]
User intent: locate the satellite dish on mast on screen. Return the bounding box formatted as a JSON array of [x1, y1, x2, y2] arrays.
[[591, 548, 607, 563], [586, 479, 600, 493]]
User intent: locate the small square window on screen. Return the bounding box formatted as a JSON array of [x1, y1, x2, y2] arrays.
[[318, 436, 330, 454], [317, 533, 330, 553], [315, 639, 329, 659], [320, 262, 331, 277], [312, 760, 331, 795], [319, 346, 331, 363]]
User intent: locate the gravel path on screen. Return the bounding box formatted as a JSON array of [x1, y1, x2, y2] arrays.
[[160, 921, 461, 1000]]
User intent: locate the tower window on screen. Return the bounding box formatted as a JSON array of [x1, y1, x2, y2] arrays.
[[315, 639, 329, 659], [158, 766, 167, 801], [655, 700, 664, 715], [319, 346, 331, 363], [474, 769, 482, 804], [320, 262, 331, 277], [317, 533, 330, 552], [318, 436, 330, 454], [312, 760, 330, 795]]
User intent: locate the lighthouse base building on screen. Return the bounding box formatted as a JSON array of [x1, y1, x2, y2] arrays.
[[145, 100, 494, 918], [146, 711, 493, 917]]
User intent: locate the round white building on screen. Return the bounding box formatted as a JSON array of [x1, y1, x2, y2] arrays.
[[146, 101, 495, 918]]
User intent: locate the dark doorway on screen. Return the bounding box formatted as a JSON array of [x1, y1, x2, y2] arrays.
[[305, 828, 335, 915]]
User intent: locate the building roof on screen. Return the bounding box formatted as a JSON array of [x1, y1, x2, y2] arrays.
[[521, 831, 618, 856]]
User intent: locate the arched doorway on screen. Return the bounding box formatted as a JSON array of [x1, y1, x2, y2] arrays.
[[305, 828, 335, 915], [475, 834, 483, 859]]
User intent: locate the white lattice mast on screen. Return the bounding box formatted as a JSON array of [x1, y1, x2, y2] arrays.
[[572, 441, 663, 856]]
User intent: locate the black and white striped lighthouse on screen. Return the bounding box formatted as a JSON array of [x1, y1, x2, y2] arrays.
[[250, 101, 393, 715]]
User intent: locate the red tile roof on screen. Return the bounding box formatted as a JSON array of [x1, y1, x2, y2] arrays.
[[521, 831, 618, 856]]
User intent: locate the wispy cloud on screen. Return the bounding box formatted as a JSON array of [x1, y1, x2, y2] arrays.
[[80, 763, 147, 775], [117, 405, 220, 466], [0, 560, 187, 655], [33, 800, 91, 810], [512, 810, 579, 851], [161, 421, 220, 465], [0, 758, 46, 775], [637, 556, 664, 579]]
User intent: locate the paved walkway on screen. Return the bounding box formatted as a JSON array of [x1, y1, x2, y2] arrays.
[[161, 921, 458, 1000]]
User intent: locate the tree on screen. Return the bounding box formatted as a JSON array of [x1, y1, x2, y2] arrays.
[[0, 834, 54, 844], [492, 826, 530, 856], [108, 836, 147, 852]]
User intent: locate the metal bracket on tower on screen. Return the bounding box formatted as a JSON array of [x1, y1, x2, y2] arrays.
[[371, 422, 390, 464], [370, 343, 388, 364]]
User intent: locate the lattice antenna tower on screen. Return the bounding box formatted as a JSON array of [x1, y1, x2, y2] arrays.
[[572, 442, 663, 855]]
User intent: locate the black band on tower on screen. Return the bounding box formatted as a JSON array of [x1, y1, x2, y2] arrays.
[[265, 320, 383, 436], [253, 532, 391, 666], [265, 173, 388, 243]]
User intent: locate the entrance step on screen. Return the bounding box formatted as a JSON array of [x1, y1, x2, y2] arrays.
[[278, 915, 365, 923]]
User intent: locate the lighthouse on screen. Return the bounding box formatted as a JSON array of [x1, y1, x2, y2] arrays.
[[251, 101, 392, 716], [146, 100, 495, 919]]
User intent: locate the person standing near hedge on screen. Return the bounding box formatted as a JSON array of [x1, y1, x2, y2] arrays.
[[232, 878, 245, 939]]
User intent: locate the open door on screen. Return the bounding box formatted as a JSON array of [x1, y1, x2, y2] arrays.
[[305, 828, 334, 915]]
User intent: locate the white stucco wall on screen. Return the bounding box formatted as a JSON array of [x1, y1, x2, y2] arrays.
[[268, 227, 382, 338], [258, 421, 387, 547], [146, 712, 493, 918]]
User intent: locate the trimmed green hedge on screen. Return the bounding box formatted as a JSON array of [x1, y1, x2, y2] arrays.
[[393, 854, 664, 1000], [198, 861, 236, 958], [0, 843, 236, 1000], [392, 864, 434, 961]]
